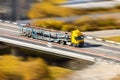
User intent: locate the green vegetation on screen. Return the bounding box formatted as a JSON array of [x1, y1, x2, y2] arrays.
[[104, 36, 120, 42], [0, 55, 72, 80], [32, 17, 120, 32]]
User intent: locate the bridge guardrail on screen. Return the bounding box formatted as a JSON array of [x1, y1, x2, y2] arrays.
[[0, 19, 120, 46]]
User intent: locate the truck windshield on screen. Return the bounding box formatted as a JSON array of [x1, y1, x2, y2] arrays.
[[76, 36, 84, 40]]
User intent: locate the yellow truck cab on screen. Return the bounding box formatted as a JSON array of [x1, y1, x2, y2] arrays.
[[71, 30, 84, 47]]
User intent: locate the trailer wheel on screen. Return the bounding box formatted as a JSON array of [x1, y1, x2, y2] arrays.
[[59, 40, 66, 45], [26, 34, 30, 38], [32, 35, 35, 39]]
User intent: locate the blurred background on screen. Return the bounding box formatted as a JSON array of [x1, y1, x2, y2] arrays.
[[0, 0, 120, 80], [0, 0, 119, 21]]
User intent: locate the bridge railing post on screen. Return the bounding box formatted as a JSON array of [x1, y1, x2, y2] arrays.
[[11, 47, 19, 56]]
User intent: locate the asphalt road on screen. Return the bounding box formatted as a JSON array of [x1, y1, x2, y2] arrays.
[[0, 23, 120, 62], [61, 1, 120, 8], [84, 29, 120, 37]]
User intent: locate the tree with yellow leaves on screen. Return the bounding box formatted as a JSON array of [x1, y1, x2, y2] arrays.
[[0, 55, 72, 80], [28, 0, 74, 18]]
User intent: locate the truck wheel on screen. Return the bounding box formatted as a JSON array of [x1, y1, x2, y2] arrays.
[[78, 42, 84, 47], [72, 43, 77, 47]]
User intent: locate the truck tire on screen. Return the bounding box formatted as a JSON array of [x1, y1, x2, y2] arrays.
[[71, 43, 77, 47]]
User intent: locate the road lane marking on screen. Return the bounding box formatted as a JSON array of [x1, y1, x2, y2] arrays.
[[47, 42, 52, 47], [0, 28, 19, 33], [92, 47, 120, 54], [0, 23, 19, 28]]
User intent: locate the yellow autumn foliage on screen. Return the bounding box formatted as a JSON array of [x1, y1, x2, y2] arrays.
[[33, 19, 64, 30], [62, 24, 76, 31], [33, 16, 120, 31], [0, 56, 50, 80], [0, 56, 23, 80], [49, 66, 72, 79], [28, 1, 73, 18], [21, 58, 50, 80], [33, 19, 76, 31], [104, 36, 120, 42], [74, 16, 94, 26], [42, 0, 66, 4], [0, 55, 72, 80], [74, 17, 120, 31]]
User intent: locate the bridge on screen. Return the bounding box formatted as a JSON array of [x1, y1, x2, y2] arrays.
[[0, 20, 120, 63]]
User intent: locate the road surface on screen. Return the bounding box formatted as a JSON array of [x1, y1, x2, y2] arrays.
[[0, 23, 120, 63], [61, 1, 120, 8], [84, 29, 120, 37]]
